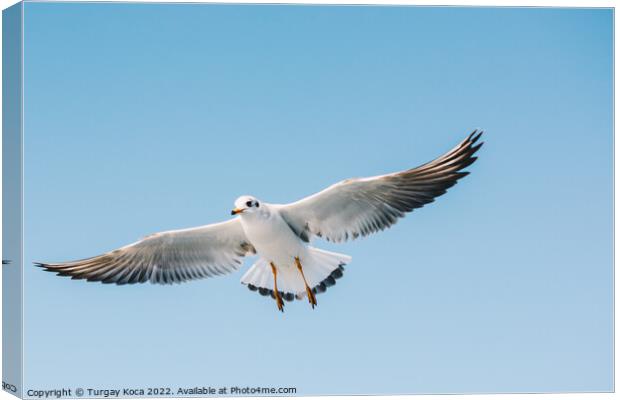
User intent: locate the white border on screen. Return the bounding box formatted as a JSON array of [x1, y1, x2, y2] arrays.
[[2, 0, 616, 5]]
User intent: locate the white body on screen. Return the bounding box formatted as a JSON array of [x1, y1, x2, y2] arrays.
[[239, 204, 307, 267], [237, 202, 351, 295]]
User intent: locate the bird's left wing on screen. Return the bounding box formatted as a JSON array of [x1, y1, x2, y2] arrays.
[[37, 218, 255, 285], [278, 130, 483, 243]]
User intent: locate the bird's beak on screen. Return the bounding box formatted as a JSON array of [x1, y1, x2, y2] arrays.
[[231, 208, 245, 215]]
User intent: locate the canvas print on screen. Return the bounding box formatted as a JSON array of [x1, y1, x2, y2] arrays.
[[2, 2, 613, 398]]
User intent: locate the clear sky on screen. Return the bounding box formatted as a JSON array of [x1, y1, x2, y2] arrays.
[[21, 3, 612, 395]]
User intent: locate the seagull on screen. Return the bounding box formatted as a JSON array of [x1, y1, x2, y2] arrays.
[[37, 130, 483, 312]]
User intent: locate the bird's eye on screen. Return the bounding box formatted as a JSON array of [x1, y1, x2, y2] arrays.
[[255, 201, 260, 208], [246, 201, 253, 207]]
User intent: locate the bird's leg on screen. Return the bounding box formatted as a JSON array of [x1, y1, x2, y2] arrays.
[[270, 262, 284, 312], [295, 257, 317, 309]]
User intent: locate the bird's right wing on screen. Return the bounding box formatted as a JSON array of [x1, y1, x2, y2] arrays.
[[37, 218, 255, 285], [279, 130, 483, 243]]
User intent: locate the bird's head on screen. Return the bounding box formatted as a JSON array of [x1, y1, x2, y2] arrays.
[[231, 195, 261, 216]]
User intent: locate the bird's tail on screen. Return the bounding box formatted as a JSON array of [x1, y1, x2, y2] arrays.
[[240, 247, 351, 302]]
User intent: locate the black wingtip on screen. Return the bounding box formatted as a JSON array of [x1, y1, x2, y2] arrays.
[[469, 129, 484, 144]]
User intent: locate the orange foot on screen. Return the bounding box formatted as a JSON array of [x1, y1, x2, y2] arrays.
[[270, 262, 284, 313], [295, 257, 317, 309]]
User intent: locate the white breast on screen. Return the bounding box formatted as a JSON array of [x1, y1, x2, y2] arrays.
[[239, 205, 306, 267]]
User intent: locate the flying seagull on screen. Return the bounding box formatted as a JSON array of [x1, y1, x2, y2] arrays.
[[37, 130, 483, 312]]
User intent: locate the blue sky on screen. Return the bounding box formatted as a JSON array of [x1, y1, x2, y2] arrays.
[[21, 3, 612, 395]]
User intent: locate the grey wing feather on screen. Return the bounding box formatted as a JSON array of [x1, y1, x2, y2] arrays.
[[36, 218, 255, 285], [279, 130, 483, 243]]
